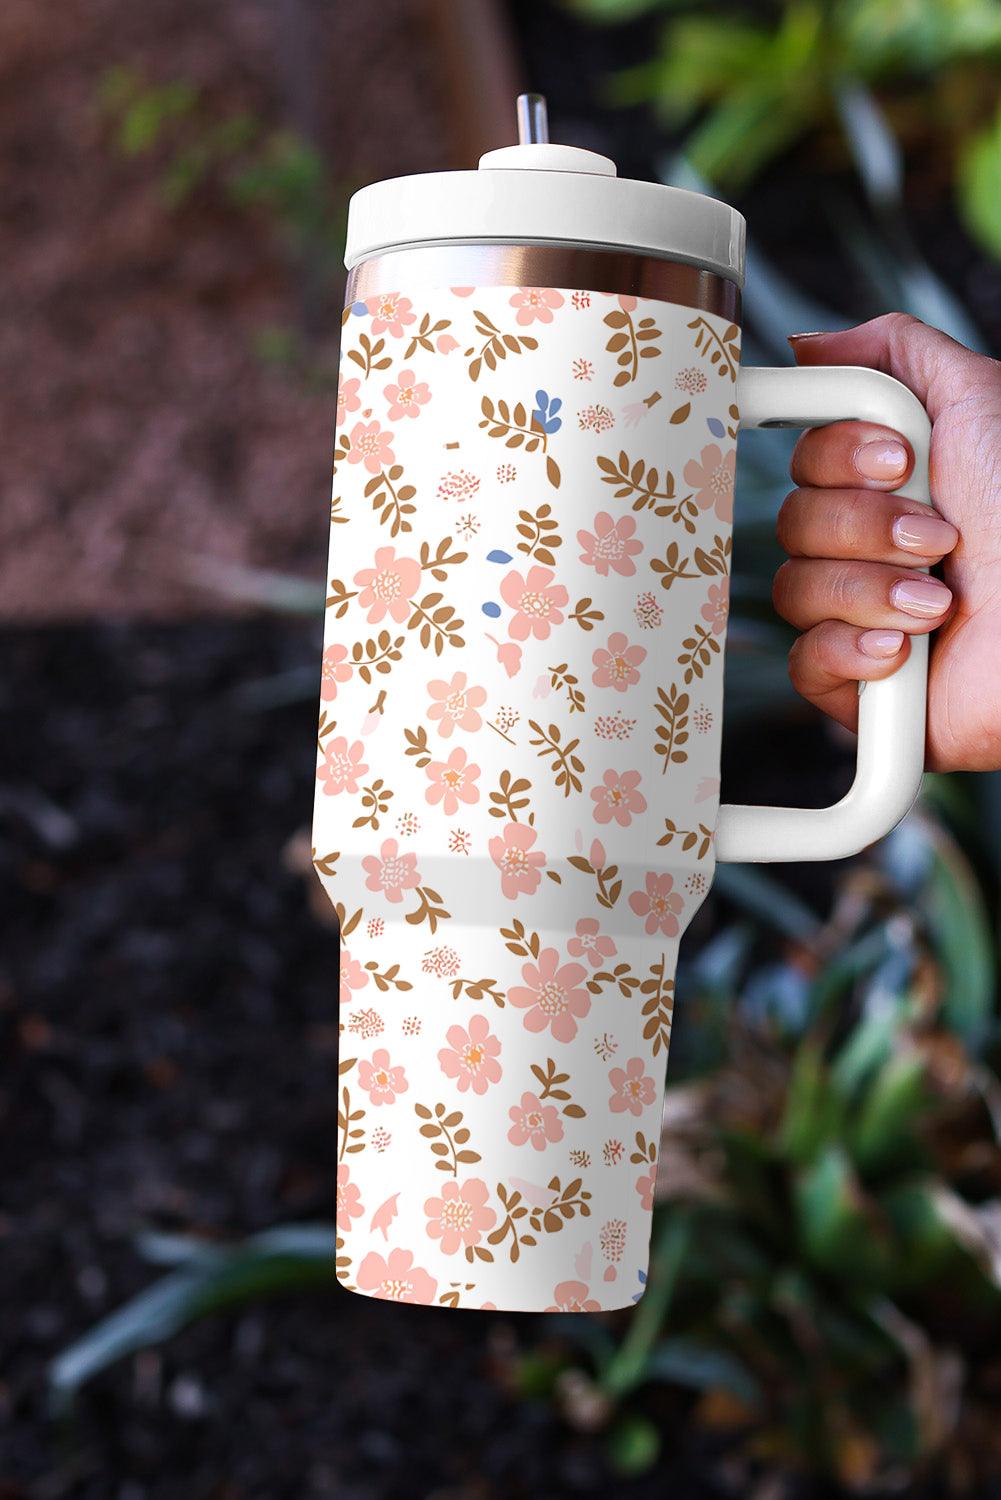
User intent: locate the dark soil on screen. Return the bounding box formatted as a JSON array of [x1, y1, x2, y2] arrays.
[[0, 620, 847, 1500]]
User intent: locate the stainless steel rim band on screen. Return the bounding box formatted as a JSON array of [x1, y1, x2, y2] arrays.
[[346, 243, 741, 320]]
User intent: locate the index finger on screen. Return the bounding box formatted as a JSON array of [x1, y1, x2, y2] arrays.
[[790, 420, 915, 491]]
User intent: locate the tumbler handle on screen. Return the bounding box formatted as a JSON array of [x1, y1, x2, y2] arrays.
[[716, 364, 932, 864]]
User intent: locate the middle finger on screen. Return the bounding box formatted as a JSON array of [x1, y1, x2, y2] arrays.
[[773, 558, 954, 632]]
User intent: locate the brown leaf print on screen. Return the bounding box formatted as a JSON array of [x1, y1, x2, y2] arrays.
[[687, 317, 740, 382], [415, 1102, 481, 1176], [604, 306, 661, 387], [466, 308, 538, 382], [640, 956, 674, 1057]]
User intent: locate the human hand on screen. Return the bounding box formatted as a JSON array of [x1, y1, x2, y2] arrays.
[[773, 313, 1001, 771]]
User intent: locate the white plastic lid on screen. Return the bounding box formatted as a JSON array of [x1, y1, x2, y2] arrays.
[[344, 95, 746, 287]]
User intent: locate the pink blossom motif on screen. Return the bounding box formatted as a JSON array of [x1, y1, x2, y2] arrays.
[[320, 643, 352, 701], [356, 1247, 437, 1304], [609, 1056, 656, 1117], [572, 356, 594, 381], [567, 917, 617, 970], [592, 631, 646, 693], [427, 671, 487, 737], [336, 1162, 364, 1230], [634, 591, 663, 630], [676, 365, 708, 395], [337, 374, 361, 424], [701, 579, 730, 636], [510, 286, 565, 326], [500, 565, 568, 641], [366, 292, 416, 338], [489, 821, 546, 900], [546, 1280, 601, 1313], [425, 746, 481, 815], [358, 1047, 408, 1106], [629, 873, 685, 937], [437, 333, 460, 354], [577, 403, 615, 434], [507, 1091, 564, 1151], [362, 838, 421, 903], [510, 948, 590, 1044], [383, 368, 431, 422], [438, 1013, 502, 1095], [578, 512, 643, 577], [492, 637, 523, 677], [316, 736, 368, 797], [354, 545, 421, 624], [696, 776, 721, 804], [684, 443, 736, 523], [591, 768, 647, 828], [635, 1166, 657, 1212], [339, 948, 368, 994], [424, 1178, 496, 1255], [346, 419, 396, 476]]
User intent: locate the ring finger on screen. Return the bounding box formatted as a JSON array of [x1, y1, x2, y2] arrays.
[[773, 558, 953, 633]]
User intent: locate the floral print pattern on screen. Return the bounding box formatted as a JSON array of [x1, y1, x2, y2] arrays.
[[316, 283, 738, 1311]]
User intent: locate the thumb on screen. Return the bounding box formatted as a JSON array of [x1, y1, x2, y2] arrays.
[[788, 312, 989, 424]]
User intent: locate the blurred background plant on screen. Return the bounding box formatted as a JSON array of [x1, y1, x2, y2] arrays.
[[569, 0, 1001, 259]]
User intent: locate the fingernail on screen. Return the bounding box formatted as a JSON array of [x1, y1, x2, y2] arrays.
[[892, 511, 958, 555], [856, 440, 908, 481], [859, 628, 904, 658], [890, 576, 952, 617], [788, 331, 827, 341]]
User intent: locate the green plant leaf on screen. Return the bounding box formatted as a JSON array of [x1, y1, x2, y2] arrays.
[[958, 103, 1001, 261]]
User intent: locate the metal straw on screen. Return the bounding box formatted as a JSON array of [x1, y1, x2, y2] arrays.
[[516, 93, 549, 145]]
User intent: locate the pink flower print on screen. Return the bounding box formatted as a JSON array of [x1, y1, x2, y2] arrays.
[[358, 1047, 408, 1106], [337, 374, 361, 424], [316, 736, 368, 797], [436, 333, 459, 354], [592, 631, 646, 693], [684, 443, 736, 523], [336, 1162, 364, 1230], [424, 1178, 496, 1256], [509, 948, 590, 1044], [500, 565, 568, 641], [491, 637, 523, 677], [354, 546, 421, 625], [383, 368, 431, 422], [567, 917, 617, 970], [425, 746, 481, 815], [422, 945, 461, 978], [339, 947, 368, 994], [510, 286, 565, 326], [591, 768, 647, 828], [572, 356, 594, 381], [577, 512, 643, 578], [366, 292, 416, 338], [609, 1056, 656, 1117], [701, 579, 730, 636], [320, 643, 352, 701], [438, 1013, 502, 1095], [426, 671, 487, 737], [489, 821, 546, 900], [362, 838, 421, 904], [629, 872, 684, 937], [590, 838, 607, 869], [696, 776, 721, 804], [635, 1166, 657, 1212], [546, 1280, 601, 1313], [346, 419, 396, 476], [356, 1247, 436, 1304], [507, 1091, 564, 1151]]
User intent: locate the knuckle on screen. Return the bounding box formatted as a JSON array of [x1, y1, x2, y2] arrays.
[[771, 558, 798, 616], [823, 561, 861, 615], [775, 490, 803, 552]]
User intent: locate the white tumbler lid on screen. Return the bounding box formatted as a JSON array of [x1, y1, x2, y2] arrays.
[[344, 94, 746, 287]]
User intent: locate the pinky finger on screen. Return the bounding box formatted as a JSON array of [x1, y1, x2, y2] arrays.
[[787, 620, 911, 732]]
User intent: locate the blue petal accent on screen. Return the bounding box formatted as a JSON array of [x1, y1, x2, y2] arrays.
[[481, 601, 502, 618], [707, 417, 725, 437], [549, 397, 562, 416], [535, 389, 549, 410], [486, 549, 513, 564], [351, 301, 368, 316]]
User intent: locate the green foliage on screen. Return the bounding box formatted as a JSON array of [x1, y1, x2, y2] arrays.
[[570, 0, 1001, 259], [96, 66, 347, 286]]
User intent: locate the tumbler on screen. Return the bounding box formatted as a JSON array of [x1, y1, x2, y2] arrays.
[[316, 95, 932, 1311]]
